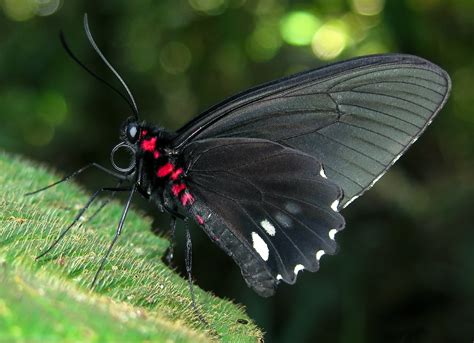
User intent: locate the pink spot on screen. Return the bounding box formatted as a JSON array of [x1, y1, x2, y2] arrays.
[[153, 150, 160, 159], [196, 215, 204, 225], [140, 129, 148, 138], [141, 137, 156, 152], [170, 168, 183, 180], [157, 162, 174, 178], [171, 183, 186, 196], [181, 193, 194, 206]]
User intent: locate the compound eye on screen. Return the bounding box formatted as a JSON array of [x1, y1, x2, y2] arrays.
[[127, 123, 139, 143]]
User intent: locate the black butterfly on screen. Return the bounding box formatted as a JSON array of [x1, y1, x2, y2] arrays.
[[29, 15, 451, 299]]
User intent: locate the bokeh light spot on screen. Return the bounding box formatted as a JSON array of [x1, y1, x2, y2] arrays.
[[246, 20, 282, 62], [355, 41, 389, 55], [280, 11, 321, 46], [159, 42, 192, 75], [351, 0, 385, 16], [188, 0, 227, 15], [312, 21, 348, 60], [35, 0, 61, 16], [37, 91, 68, 126], [24, 125, 55, 146], [2, 0, 37, 21], [407, 0, 441, 11], [342, 13, 370, 43]]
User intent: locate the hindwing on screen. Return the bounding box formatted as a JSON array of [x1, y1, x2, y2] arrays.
[[181, 138, 345, 296]]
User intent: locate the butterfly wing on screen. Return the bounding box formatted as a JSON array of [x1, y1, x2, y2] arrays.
[[180, 138, 345, 297], [174, 54, 451, 207]]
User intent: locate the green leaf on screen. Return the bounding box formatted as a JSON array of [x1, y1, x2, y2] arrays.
[[0, 152, 263, 342]]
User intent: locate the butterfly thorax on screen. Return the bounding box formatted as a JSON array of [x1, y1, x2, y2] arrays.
[[137, 125, 195, 211]]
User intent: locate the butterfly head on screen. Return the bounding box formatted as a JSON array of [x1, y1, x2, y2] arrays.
[[112, 118, 176, 174]]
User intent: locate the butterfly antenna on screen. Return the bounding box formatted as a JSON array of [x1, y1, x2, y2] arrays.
[[83, 13, 139, 120], [59, 31, 138, 119]]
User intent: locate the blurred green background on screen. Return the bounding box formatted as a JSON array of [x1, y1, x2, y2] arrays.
[[1, 0, 473, 342]]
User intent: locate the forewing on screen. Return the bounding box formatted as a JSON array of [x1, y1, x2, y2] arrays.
[[181, 138, 345, 297], [174, 54, 451, 207]]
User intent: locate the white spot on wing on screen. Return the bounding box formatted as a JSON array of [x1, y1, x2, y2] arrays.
[[341, 124, 428, 209], [294, 264, 304, 275], [331, 199, 339, 212], [260, 219, 276, 236], [392, 153, 402, 164], [251, 232, 269, 261], [329, 229, 338, 240], [316, 250, 325, 261], [344, 164, 391, 209], [369, 173, 384, 188], [343, 194, 360, 208], [320, 166, 327, 179], [276, 274, 283, 281], [285, 202, 301, 214], [275, 212, 293, 228]]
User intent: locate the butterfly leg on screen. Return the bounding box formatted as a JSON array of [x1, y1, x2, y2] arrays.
[[36, 186, 132, 260], [91, 186, 136, 288], [166, 216, 177, 265], [26, 162, 130, 196], [135, 186, 180, 265], [85, 180, 124, 224], [184, 224, 209, 326]]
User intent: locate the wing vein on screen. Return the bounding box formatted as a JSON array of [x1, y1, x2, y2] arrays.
[[323, 164, 365, 188], [333, 121, 406, 146], [261, 207, 311, 267], [190, 181, 288, 276], [351, 81, 445, 98], [340, 103, 423, 128], [339, 89, 438, 112], [313, 132, 386, 167], [326, 66, 447, 91], [213, 109, 336, 137], [264, 201, 327, 250]]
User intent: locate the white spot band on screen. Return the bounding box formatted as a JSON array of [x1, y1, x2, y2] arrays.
[[252, 232, 269, 261], [320, 166, 327, 179], [344, 194, 360, 208], [260, 219, 276, 236], [294, 264, 304, 275]]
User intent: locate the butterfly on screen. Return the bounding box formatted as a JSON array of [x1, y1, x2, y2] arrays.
[[29, 14, 451, 299]]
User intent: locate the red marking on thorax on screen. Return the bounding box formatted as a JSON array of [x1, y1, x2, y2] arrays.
[[170, 168, 183, 180], [157, 162, 174, 178], [141, 137, 156, 152], [171, 183, 186, 196], [181, 193, 194, 206], [153, 151, 160, 159], [196, 215, 204, 225]]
